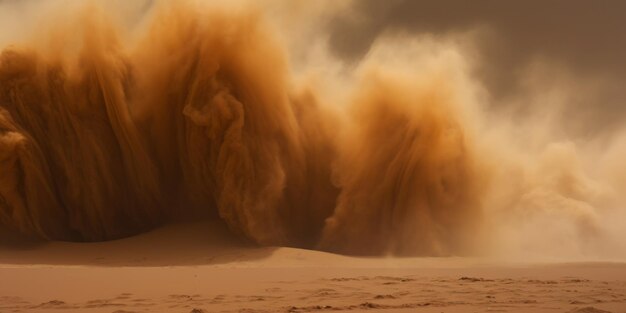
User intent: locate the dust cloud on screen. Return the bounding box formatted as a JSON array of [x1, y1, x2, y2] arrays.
[[0, 0, 624, 259]]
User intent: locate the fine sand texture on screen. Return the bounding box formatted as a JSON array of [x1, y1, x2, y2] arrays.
[[1, 222, 625, 313]]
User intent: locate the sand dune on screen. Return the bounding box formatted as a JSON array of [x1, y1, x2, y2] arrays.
[[1, 222, 625, 313]]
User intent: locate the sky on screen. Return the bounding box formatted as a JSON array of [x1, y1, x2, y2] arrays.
[[324, 0, 626, 134]]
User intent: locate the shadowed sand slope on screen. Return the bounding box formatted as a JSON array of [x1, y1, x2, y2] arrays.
[[0, 221, 275, 266]]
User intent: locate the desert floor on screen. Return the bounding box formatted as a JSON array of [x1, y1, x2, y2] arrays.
[[1, 222, 625, 313]]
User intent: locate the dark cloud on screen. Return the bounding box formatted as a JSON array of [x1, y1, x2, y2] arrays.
[[330, 0, 626, 72], [327, 0, 626, 132]]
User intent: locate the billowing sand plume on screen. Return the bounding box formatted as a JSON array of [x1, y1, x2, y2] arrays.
[[0, 0, 342, 247], [0, 0, 625, 258], [318, 70, 482, 255], [0, 20, 163, 241]]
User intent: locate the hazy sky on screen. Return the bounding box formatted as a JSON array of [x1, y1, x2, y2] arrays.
[[325, 0, 626, 133]]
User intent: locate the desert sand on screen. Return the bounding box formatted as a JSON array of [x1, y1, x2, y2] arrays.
[[1, 222, 625, 313]]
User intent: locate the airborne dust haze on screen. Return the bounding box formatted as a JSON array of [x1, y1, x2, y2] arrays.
[[0, 0, 625, 260]]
